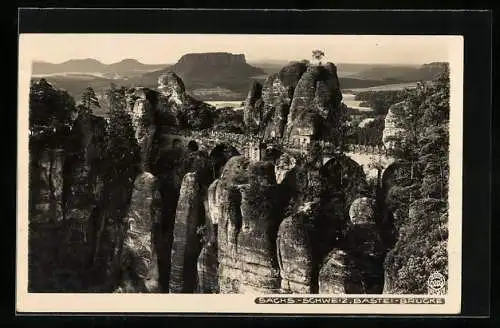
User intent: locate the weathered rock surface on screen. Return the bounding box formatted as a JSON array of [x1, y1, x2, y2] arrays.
[[155, 71, 214, 129], [125, 88, 158, 171], [243, 81, 264, 133], [207, 179, 222, 225], [115, 172, 162, 293], [382, 101, 407, 150], [155, 72, 191, 127], [274, 153, 297, 184], [197, 195, 219, 293], [197, 238, 219, 293], [29, 147, 65, 223], [64, 113, 107, 244], [380, 161, 413, 247], [235, 162, 282, 293], [169, 172, 203, 293], [211, 157, 307, 294], [261, 61, 308, 140], [277, 210, 317, 293], [343, 198, 385, 294], [284, 63, 343, 144], [151, 147, 211, 292], [158, 72, 190, 107], [318, 249, 350, 294], [349, 197, 377, 225], [215, 156, 251, 293]]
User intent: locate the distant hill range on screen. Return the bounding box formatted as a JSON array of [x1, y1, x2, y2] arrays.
[[345, 62, 448, 82], [32, 58, 166, 77], [30, 54, 448, 102], [253, 61, 447, 82]]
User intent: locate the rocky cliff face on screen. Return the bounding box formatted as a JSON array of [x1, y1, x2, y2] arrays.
[[243, 81, 264, 133], [284, 64, 343, 143], [29, 147, 65, 223], [318, 249, 349, 294], [274, 153, 297, 184], [125, 88, 158, 171], [152, 148, 212, 291], [277, 211, 317, 293], [214, 156, 250, 293], [262, 62, 308, 137], [115, 172, 162, 293], [197, 194, 219, 293], [241, 62, 343, 145], [207, 179, 222, 226], [236, 162, 282, 293], [196, 178, 223, 293], [382, 101, 406, 149], [242, 61, 308, 140], [64, 113, 107, 246], [169, 172, 203, 293], [211, 158, 287, 294], [158, 72, 189, 106], [156, 71, 214, 129]]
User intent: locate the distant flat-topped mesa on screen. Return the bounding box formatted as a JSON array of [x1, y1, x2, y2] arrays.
[[176, 52, 248, 67], [172, 52, 266, 81]]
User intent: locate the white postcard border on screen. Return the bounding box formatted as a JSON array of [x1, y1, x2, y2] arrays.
[[16, 34, 464, 314]]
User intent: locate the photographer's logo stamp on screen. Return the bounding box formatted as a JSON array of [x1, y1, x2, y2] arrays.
[[427, 272, 446, 294]]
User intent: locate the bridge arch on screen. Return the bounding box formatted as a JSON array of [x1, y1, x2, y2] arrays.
[[209, 143, 241, 179], [187, 140, 199, 151], [320, 155, 368, 194], [339, 150, 397, 181], [380, 160, 412, 193]]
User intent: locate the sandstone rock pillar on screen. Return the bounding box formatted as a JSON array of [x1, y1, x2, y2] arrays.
[[29, 147, 65, 223], [169, 172, 203, 293], [197, 180, 221, 293], [236, 182, 282, 294], [114, 172, 162, 293], [277, 211, 316, 293]]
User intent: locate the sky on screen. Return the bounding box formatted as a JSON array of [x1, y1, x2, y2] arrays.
[[20, 34, 455, 65]]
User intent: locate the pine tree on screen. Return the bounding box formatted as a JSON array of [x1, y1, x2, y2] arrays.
[[102, 109, 140, 187], [418, 65, 450, 201], [80, 87, 100, 114], [105, 83, 127, 113], [383, 65, 450, 294]]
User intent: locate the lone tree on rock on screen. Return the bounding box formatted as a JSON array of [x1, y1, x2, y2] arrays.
[[312, 49, 325, 65]]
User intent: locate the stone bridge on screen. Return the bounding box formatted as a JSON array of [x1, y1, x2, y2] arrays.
[[159, 130, 396, 180], [159, 130, 260, 160]]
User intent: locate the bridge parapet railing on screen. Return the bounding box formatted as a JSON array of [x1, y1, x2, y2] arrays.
[[161, 130, 397, 157], [345, 143, 395, 156]]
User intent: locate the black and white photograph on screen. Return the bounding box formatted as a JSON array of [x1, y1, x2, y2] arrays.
[[17, 31, 464, 314]]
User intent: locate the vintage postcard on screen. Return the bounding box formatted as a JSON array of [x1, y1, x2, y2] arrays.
[[17, 33, 463, 314]]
